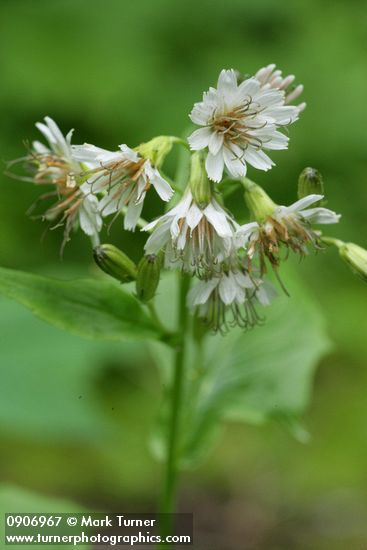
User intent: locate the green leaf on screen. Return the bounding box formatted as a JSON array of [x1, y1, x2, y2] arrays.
[[0, 484, 90, 550], [150, 271, 332, 467], [0, 266, 161, 341]]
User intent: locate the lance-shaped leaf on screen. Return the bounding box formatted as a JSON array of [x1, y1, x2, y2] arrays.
[[0, 266, 161, 341]]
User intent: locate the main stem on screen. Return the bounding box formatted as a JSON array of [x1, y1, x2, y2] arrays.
[[158, 274, 190, 546]]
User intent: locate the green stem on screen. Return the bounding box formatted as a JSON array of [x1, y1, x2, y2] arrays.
[[321, 236, 344, 248], [147, 301, 169, 335], [158, 274, 190, 548]]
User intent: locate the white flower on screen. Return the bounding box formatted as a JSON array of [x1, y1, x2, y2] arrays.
[[142, 190, 237, 274], [187, 268, 276, 331], [24, 117, 102, 246], [44, 182, 102, 249], [188, 69, 299, 182], [237, 194, 341, 273], [32, 116, 82, 188], [255, 63, 306, 112], [72, 143, 173, 231]]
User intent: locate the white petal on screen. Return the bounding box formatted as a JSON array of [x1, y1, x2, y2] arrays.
[[32, 140, 50, 154], [244, 147, 274, 171], [35, 122, 57, 147], [287, 194, 324, 212], [262, 130, 289, 150], [236, 78, 261, 101], [264, 105, 299, 125], [79, 195, 102, 236], [144, 220, 171, 253], [186, 203, 203, 231], [44, 116, 67, 145], [124, 200, 144, 231], [205, 151, 224, 182], [204, 202, 232, 238], [208, 132, 224, 155], [189, 103, 213, 126], [188, 127, 212, 150], [217, 69, 238, 95], [223, 146, 247, 178], [72, 143, 109, 163], [118, 144, 140, 162], [99, 192, 121, 216], [301, 207, 341, 224], [257, 89, 285, 108], [187, 278, 218, 307], [218, 274, 237, 305], [147, 166, 174, 201], [256, 281, 277, 306], [235, 222, 259, 247]]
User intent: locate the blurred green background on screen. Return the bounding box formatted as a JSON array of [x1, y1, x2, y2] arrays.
[[0, 0, 367, 548]]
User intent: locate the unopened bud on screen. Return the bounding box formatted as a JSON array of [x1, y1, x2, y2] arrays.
[[298, 167, 324, 206], [136, 136, 177, 168], [136, 254, 162, 303], [189, 151, 212, 206], [339, 242, 367, 283], [242, 178, 277, 222], [94, 244, 137, 283]]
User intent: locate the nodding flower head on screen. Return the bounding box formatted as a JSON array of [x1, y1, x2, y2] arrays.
[[11, 117, 102, 249], [188, 68, 300, 182], [72, 143, 173, 231], [142, 189, 237, 276], [42, 182, 102, 251], [237, 194, 341, 280], [187, 262, 276, 332], [17, 116, 84, 190]]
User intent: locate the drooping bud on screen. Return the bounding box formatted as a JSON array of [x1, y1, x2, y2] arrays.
[[189, 151, 212, 207], [135, 136, 178, 169], [136, 253, 162, 303], [298, 167, 324, 206], [93, 244, 137, 283], [242, 178, 277, 222], [339, 242, 367, 283]]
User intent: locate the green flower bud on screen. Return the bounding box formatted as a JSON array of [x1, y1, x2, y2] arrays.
[[242, 178, 277, 222], [298, 167, 324, 205], [93, 244, 137, 283], [135, 136, 177, 168], [189, 151, 212, 207], [136, 254, 162, 303], [339, 242, 367, 283]]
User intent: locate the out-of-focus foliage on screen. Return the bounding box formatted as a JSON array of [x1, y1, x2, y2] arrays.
[[150, 270, 330, 467], [0, 485, 89, 550], [0, 0, 367, 548]]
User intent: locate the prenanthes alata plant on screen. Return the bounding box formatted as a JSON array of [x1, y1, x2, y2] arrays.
[[4, 63, 366, 549]]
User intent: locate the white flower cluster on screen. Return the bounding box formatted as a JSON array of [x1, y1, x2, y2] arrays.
[[16, 64, 341, 330]]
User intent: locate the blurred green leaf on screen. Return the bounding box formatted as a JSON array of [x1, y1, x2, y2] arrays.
[[0, 266, 161, 342], [151, 271, 331, 467], [0, 297, 147, 441], [0, 484, 90, 550]]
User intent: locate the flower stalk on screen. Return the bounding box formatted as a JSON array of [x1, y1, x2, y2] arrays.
[[159, 273, 190, 548]]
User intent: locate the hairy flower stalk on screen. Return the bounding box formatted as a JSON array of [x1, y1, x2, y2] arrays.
[[73, 142, 173, 231], [188, 68, 300, 182], [238, 181, 341, 281]]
